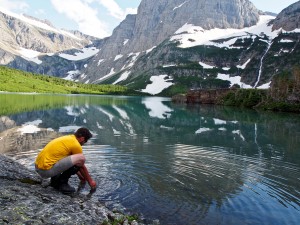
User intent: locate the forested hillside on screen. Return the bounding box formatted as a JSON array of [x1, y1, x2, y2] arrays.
[[0, 66, 136, 95]]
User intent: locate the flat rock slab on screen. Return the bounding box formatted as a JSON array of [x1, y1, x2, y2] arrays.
[[0, 155, 158, 225], [0, 155, 111, 224]]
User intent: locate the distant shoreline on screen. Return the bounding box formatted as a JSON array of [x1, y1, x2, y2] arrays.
[[172, 88, 300, 113]]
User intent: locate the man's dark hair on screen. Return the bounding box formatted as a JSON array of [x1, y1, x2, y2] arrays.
[[75, 127, 92, 141]]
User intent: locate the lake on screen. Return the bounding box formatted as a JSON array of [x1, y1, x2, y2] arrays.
[[0, 93, 300, 225]]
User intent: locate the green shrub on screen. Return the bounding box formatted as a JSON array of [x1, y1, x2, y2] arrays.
[[221, 89, 266, 107]]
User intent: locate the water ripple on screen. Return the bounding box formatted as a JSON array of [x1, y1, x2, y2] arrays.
[[9, 143, 300, 225]]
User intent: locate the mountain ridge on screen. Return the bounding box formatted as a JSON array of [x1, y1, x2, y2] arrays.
[[0, 0, 299, 95]]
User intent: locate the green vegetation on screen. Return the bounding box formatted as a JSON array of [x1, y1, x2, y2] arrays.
[[161, 83, 188, 96], [0, 66, 138, 95], [162, 76, 231, 97], [101, 214, 139, 225], [183, 45, 241, 62], [220, 89, 267, 108], [120, 73, 152, 93], [218, 67, 300, 113], [259, 67, 300, 112], [176, 66, 300, 113]]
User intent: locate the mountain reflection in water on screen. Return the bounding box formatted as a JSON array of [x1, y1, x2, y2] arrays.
[[0, 93, 300, 225]]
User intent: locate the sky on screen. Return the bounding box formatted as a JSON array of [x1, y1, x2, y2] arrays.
[[0, 0, 298, 38]]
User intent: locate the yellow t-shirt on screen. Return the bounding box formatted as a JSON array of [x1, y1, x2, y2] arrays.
[[35, 134, 82, 170]]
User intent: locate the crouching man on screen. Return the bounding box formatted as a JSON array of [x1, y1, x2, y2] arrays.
[[35, 127, 97, 194]]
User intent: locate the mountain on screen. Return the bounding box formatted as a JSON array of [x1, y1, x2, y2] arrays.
[[0, 7, 100, 77], [0, 0, 299, 96], [272, 1, 300, 31]]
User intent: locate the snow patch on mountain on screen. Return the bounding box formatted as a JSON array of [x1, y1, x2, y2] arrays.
[[64, 70, 81, 81], [141, 75, 174, 95], [123, 39, 129, 45], [17, 47, 42, 64], [257, 82, 271, 89], [237, 59, 251, 69], [173, 1, 189, 10], [121, 52, 141, 70], [195, 127, 212, 134], [0, 7, 80, 40], [96, 68, 115, 82], [171, 15, 278, 48], [114, 54, 123, 61], [145, 46, 156, 54], [199, 62, 215, 69], [59, 47, 99, 61], [98, 59, 105, 66], [217, 74, 252, 88], [113, 71, 131, 84], [163, 64, 177, 68]]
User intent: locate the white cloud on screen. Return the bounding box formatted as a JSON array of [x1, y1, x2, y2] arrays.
[[125, 7, 137, 16], [0, 0, 138, 38], [0, 0, 29, 11], [98, 0, 124, 19], [51, 0, 110, 38], [98, 0, 137, 20]]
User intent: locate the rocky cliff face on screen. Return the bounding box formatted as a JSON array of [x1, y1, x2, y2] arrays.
[[0, 10, 97, 75], [131, 0, 259, 50], [272, 1, 300, 31], [82, 0, 260, 83], [0, 11, 92, 53]]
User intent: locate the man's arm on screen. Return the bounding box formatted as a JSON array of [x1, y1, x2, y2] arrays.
[[77, 165, 97, 189], [77, 170, 86, 184]]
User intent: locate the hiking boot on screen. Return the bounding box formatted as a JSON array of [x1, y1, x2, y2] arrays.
[[50, 175, 61, 189], [56, 166, 80, 194], [58, 183, 76, 194]]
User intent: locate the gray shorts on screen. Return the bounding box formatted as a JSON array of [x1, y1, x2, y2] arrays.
[[35, 156, 73, 178]]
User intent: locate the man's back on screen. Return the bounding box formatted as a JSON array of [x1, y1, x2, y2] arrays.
[[35, 135, 82, 170]]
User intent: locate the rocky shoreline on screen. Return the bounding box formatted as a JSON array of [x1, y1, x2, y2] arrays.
[[0, 154, 159, 225]]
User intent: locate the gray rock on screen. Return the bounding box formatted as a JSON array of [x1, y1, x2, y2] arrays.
[[130, 0, 259, 51], [0, 154, 41, 182], [272, 1, 300, 31], [83, 0, 260, 83], [0, 155, 157, 225], [0, 11, 91, 53], [0, 10, 97, 76]]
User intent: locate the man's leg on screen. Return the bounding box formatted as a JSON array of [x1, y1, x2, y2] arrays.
[[57, 165, 81, 193], [50, 174, 61, 189], [70, 154, 86, 167], [51, 154, 85, 193], [35, 154, 86, 193]]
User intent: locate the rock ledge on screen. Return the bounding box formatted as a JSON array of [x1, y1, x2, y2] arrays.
[[0, 155, 158, 225]]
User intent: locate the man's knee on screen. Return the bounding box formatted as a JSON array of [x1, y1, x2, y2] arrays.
[[71, 154, 86, 167]]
